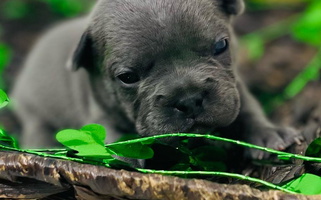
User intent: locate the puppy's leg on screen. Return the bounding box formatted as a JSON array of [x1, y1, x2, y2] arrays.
[[16, 107, 58, 148], [302, 103, 321, 143], [20, 120, 57, 148], [232, 80, 303, 159]]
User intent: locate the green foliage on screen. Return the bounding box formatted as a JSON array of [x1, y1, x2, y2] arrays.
[[241, 0, 321, 112], [108, 143, 154, 159], [170, 145, 228, 172], [0, 90, 18, 148], [284, 49, 321, 99], [280, 137, 321, 195], [0, 44, 11, 71], [56, 124, 114, 158], [282, 0, 321, 100], [1, 0, 93, 19], [0, 43, 12, 89], [281, 173, 321, 195], [0, 89, 9, 109], [0, 128, 19, 149], [0, 0, 93, 86], [246, 0, 305, 11], [241, 15, 294, 62], [45, 0, 94, 17], [280, 136, 321, 195], [241, 35, 265, 61], [108, 133, 154, 159], [306, 137, 321, 157], [1, 0, 30, 19], [291, 1, 321, 46], [190, 146, 227, 171], [56, 124, 154, 160]]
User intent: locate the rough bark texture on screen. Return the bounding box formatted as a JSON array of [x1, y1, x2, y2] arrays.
[[0, 151, 319, 200]]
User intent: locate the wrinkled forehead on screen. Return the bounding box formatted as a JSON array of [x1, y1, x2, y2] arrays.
[[90, 0, 229, 57]]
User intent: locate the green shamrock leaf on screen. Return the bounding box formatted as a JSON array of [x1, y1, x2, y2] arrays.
[[80, 124, 106, 145], [106, 133, 154, 159], [56, 124, 114, 158], [281, 173, 321, 195], [305, 137, 321, 158], [108, 143, 154, 159], [0, 128, 19, 148], [0, 89, 9, 109]]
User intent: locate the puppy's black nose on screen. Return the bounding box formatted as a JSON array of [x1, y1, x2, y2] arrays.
[[174, 93, 203, 117]]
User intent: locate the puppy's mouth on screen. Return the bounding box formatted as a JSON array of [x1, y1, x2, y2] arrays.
[[155, 122, 216, 147], [188, 123, 216, 134], [169, 118, 216, 134]]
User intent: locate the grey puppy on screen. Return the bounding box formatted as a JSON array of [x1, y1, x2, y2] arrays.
[[12, 0, 301, 160]]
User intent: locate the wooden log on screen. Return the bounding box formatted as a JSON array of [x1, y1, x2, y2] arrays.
[[0, 151, 320, 200]]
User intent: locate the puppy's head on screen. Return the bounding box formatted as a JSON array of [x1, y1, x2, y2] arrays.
[[70, 0, 244, 136]]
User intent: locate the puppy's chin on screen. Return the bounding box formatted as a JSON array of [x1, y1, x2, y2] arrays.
[[136, 121, 218, 147], [136, 116, 223, 137], [188, 124, 217, 134]]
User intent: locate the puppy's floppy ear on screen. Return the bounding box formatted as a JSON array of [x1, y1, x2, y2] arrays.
[[67, 30, 95, 72], [218, 0, 245, 16]]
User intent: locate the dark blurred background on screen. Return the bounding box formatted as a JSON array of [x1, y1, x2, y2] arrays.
[[0, 0, 95, 89], [0, 0, 320, 118]]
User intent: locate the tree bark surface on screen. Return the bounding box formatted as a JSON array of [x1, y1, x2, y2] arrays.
[[0, 151, 319, 200]]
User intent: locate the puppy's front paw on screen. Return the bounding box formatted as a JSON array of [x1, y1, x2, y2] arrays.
[[246, 126, 303, 159]]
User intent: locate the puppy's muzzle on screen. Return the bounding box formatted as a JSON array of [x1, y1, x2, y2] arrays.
[[173, 92, 205, 118], [155, 80, 209, 120]]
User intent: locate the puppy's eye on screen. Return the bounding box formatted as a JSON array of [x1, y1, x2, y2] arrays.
[[212, 39, 228, 56], [117, 72, 140, 85]]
